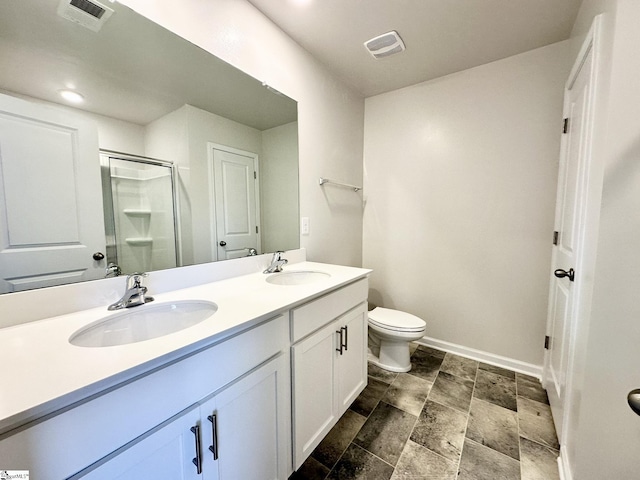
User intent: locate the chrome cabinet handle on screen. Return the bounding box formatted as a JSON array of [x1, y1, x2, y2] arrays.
[[208, 414, 219, 460], [336, 329, 343, 355], [341, 326, 348, 351], [190, 425, 202, 474]]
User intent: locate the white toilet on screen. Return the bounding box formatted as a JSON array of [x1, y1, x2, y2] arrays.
[[368, 307, 427, 373]]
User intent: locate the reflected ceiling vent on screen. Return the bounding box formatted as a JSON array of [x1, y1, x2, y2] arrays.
[[364, 31, 406, 59], [57, 0, 114, 32]]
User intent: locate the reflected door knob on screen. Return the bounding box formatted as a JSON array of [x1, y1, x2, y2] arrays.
[[219, 241, 227, 247], [554, 268, 575, 282], [628, 389, 640, 416], [93, 252, 105, 261]]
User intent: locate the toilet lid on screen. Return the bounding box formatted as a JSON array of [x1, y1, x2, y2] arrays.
[[369, 307, 426, 332]]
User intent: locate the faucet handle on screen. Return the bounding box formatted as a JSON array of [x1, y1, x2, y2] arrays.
[[127, 272, 148, 288]]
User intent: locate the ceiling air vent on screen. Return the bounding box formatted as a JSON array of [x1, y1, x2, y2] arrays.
[[57, 0, 114, 32], [364, 31, 406, 59]]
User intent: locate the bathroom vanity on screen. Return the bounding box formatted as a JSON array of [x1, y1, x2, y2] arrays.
[[0, 259, 370, 479]]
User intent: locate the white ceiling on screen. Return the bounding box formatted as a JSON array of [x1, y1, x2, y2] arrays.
[[247, 0, 583, 97]]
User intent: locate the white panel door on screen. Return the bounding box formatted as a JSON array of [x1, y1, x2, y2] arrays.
[[544, 40, 595, 441], [211, 146, 260, 261], [0, 93, 106, 293]]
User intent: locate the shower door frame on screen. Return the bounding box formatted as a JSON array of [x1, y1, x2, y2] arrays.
[[100, 150, 182, 273]]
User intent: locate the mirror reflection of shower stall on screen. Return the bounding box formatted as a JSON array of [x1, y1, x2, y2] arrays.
[[100, 152, 180, 276]]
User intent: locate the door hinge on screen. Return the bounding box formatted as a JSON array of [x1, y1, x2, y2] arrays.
[[553, 231, 559, 245], [256, 226, 259, 234], [563, 117, 569, 134], [254, 171, 257, 179], [544, 335, 551, 350]]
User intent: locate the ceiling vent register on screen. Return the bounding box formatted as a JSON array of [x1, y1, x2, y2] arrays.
[[57, 0, 114, 32], [364, 31, 406, 59]]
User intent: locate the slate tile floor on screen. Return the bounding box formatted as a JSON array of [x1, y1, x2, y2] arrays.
[[291, 344, 560, 480]]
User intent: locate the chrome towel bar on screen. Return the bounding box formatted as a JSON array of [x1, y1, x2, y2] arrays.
[[318, 177, 362, 192]]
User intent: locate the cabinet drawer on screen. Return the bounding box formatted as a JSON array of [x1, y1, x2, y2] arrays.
[[291, 278, 368, 342]]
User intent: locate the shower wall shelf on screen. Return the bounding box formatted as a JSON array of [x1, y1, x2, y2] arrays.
[[125, 237, 153, 246], [318, 177, 362, 192]]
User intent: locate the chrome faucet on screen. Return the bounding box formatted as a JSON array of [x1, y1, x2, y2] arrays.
[[108, 273, 154, 310], [105, 262, 122, 278], [263, 251, 288, 273]]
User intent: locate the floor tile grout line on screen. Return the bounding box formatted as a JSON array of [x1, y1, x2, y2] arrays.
[[327, 438, 397, 477], [319, 408, 374, 474], [351, 410, 416, 471], [519, 431, 560, 452], [465, 437, 522, 465], [456, 359, 480, 477]]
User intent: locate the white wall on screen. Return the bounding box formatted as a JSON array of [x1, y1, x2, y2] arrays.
[[121, 0, 365, 268], [145, 106, 193, 264], [261, 122, 299, 253], [363, 41, 573, 366], [93, 115, 145, 156]]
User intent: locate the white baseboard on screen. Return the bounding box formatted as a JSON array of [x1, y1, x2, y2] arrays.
[[417, 336, 543, 379], [558, 446, 572, 480]]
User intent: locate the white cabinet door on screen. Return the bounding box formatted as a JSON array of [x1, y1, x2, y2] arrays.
[[336, 304, 367, 412], [200, 353, 289, 480], [79, 406, 202, 480], [292, 321, 339, 468], [292, 302, 368, 469]]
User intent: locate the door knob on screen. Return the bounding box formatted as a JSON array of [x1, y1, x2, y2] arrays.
[[92, 252, 105, 261], [219, 241, 227, 247], [554, 268, 575, 282], [628, 389, 640, 416]]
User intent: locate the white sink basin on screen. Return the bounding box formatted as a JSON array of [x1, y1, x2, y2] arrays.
[[70, 300, 218, 347], [266, 270, 331, 286]]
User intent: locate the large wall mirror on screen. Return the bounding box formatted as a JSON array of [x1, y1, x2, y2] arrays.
[[0, 0, 299, 294]]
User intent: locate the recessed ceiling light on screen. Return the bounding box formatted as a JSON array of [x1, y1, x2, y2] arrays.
[[59, 89, 85, 104]]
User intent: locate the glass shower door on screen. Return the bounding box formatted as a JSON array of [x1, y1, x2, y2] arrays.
[[101, 152, 179, 275]]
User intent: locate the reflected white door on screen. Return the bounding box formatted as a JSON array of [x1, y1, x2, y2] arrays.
[[544, 37, 595, 441], [0, 93, 106, 293], [210, 145, 260, 261]]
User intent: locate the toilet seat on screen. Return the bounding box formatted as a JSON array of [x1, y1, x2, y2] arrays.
[[368, 307, 426, 333]]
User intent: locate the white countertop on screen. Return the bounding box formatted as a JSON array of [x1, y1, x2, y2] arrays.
[[0, 261, 370, 436]]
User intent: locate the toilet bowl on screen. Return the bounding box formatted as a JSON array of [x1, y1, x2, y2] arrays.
[[368, 307, 426, 373]]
